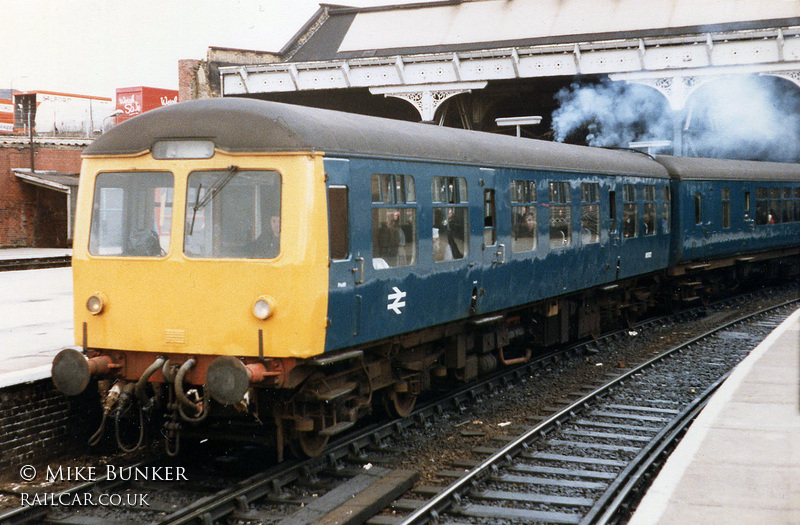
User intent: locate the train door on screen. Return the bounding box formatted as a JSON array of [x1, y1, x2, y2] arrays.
[[476, 168, 504, 313], [324, 158, 363, 347], [606, 186, 623, 280], [686, 182, 713, 259]]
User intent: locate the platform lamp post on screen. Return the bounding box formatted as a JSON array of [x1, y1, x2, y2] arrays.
[[102, 109, 124, 133], [495, 116, 542, 137]]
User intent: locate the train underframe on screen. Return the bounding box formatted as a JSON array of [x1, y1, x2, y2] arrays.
[[74, 249, 799, 458]]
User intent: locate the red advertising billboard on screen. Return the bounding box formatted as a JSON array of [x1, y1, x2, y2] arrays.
[[116, 87, 179, 123]]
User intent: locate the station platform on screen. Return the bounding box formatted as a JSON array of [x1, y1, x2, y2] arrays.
[[0, 247, 72, 260], [0, 247, 72, 272], [0, 266, 73, 388], [629, 307, 800, 524]]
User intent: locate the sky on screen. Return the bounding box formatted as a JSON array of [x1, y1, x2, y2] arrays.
[[1, 0, 422, 99]]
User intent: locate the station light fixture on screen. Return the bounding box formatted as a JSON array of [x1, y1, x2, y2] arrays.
[[495, 116, 542, 137]]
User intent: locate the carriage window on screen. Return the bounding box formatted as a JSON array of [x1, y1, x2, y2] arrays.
[[372, 173, 415, 204], [483, 189, 497, 246], [372, 174, 416, 269], [328, 186, 349, 260], [795, 188, 800, 222], [432, 176, 466, 204], [609, 190, 617, 234], [643, 185, 656, 236], [721, 187, 731, 229], [89, 171, 173, 257], [511, 180, 537, 253], [549, 181, 571, 248], [770, 187, 782, 224], [432, 177, 468, 262], [661, 186, 671, 234], [782, 187, 792, 223], [694, 193, 702, 226], [184, 169, 281, 259], [745, 191, 751, 221], [580, 182, 600, 244], [623, 184, 638, 238], [755, 187, 769, 225]]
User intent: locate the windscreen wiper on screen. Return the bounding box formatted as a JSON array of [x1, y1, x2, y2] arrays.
[[189, 165, 238, 235]]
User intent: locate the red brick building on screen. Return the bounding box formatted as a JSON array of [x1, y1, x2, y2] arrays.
[[0, 137, 87, 247]]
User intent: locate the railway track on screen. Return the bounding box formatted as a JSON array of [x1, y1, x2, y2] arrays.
[[1, 293, 796, 525], [384, 299, 799, 525]]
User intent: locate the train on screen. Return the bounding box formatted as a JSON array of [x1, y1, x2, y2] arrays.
[[51, 98, 800, 458]]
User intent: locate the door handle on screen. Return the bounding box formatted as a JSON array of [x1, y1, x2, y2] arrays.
[[352, 256, 364, 284], [495, 244, 506, 265]]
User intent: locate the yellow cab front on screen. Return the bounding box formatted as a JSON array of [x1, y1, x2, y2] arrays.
[[71, 145, 330, 388]]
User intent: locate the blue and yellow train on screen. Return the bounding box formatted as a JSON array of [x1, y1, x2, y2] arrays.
[[51, 98, 800, 457]]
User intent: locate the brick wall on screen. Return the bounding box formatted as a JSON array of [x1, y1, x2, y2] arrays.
[[0, 380, 97, 471], [178, 59, 206, 102], [179, 47, 281, 102], [0, 144, 82, 248]]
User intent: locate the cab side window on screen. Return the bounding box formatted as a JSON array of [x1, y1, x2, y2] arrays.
[[371, 174, 417, 269], [328, 186, 349, 260]]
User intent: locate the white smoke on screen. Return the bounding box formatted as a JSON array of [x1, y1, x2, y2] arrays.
[[551, 75, 800, 162], [685, 76, 800, 162], [552, 79, 672, 148]]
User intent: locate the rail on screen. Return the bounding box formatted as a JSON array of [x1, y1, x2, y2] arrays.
[[397, 299, 799, 525]]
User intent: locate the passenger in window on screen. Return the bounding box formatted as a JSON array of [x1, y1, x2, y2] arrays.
[[514, 212, 536, 251], [128, 229, 163, 256], [247, 214, 280, 258], [442, 209, 464, 259], [623, 212, 636, 238], [376, 211, 406, 266], [643, 212, 655, 235], [433, 227, 453, 262], [519, 213, 536, 237]]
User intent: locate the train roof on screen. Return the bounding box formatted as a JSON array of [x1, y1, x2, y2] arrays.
[[86, 98, 668, 179], [655, 155, 800, 182]]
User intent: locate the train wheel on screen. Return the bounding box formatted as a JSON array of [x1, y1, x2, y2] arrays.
[[292, 431, 329, 458], [384, 390, 417, 418], [624, 309, 638, 329]]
